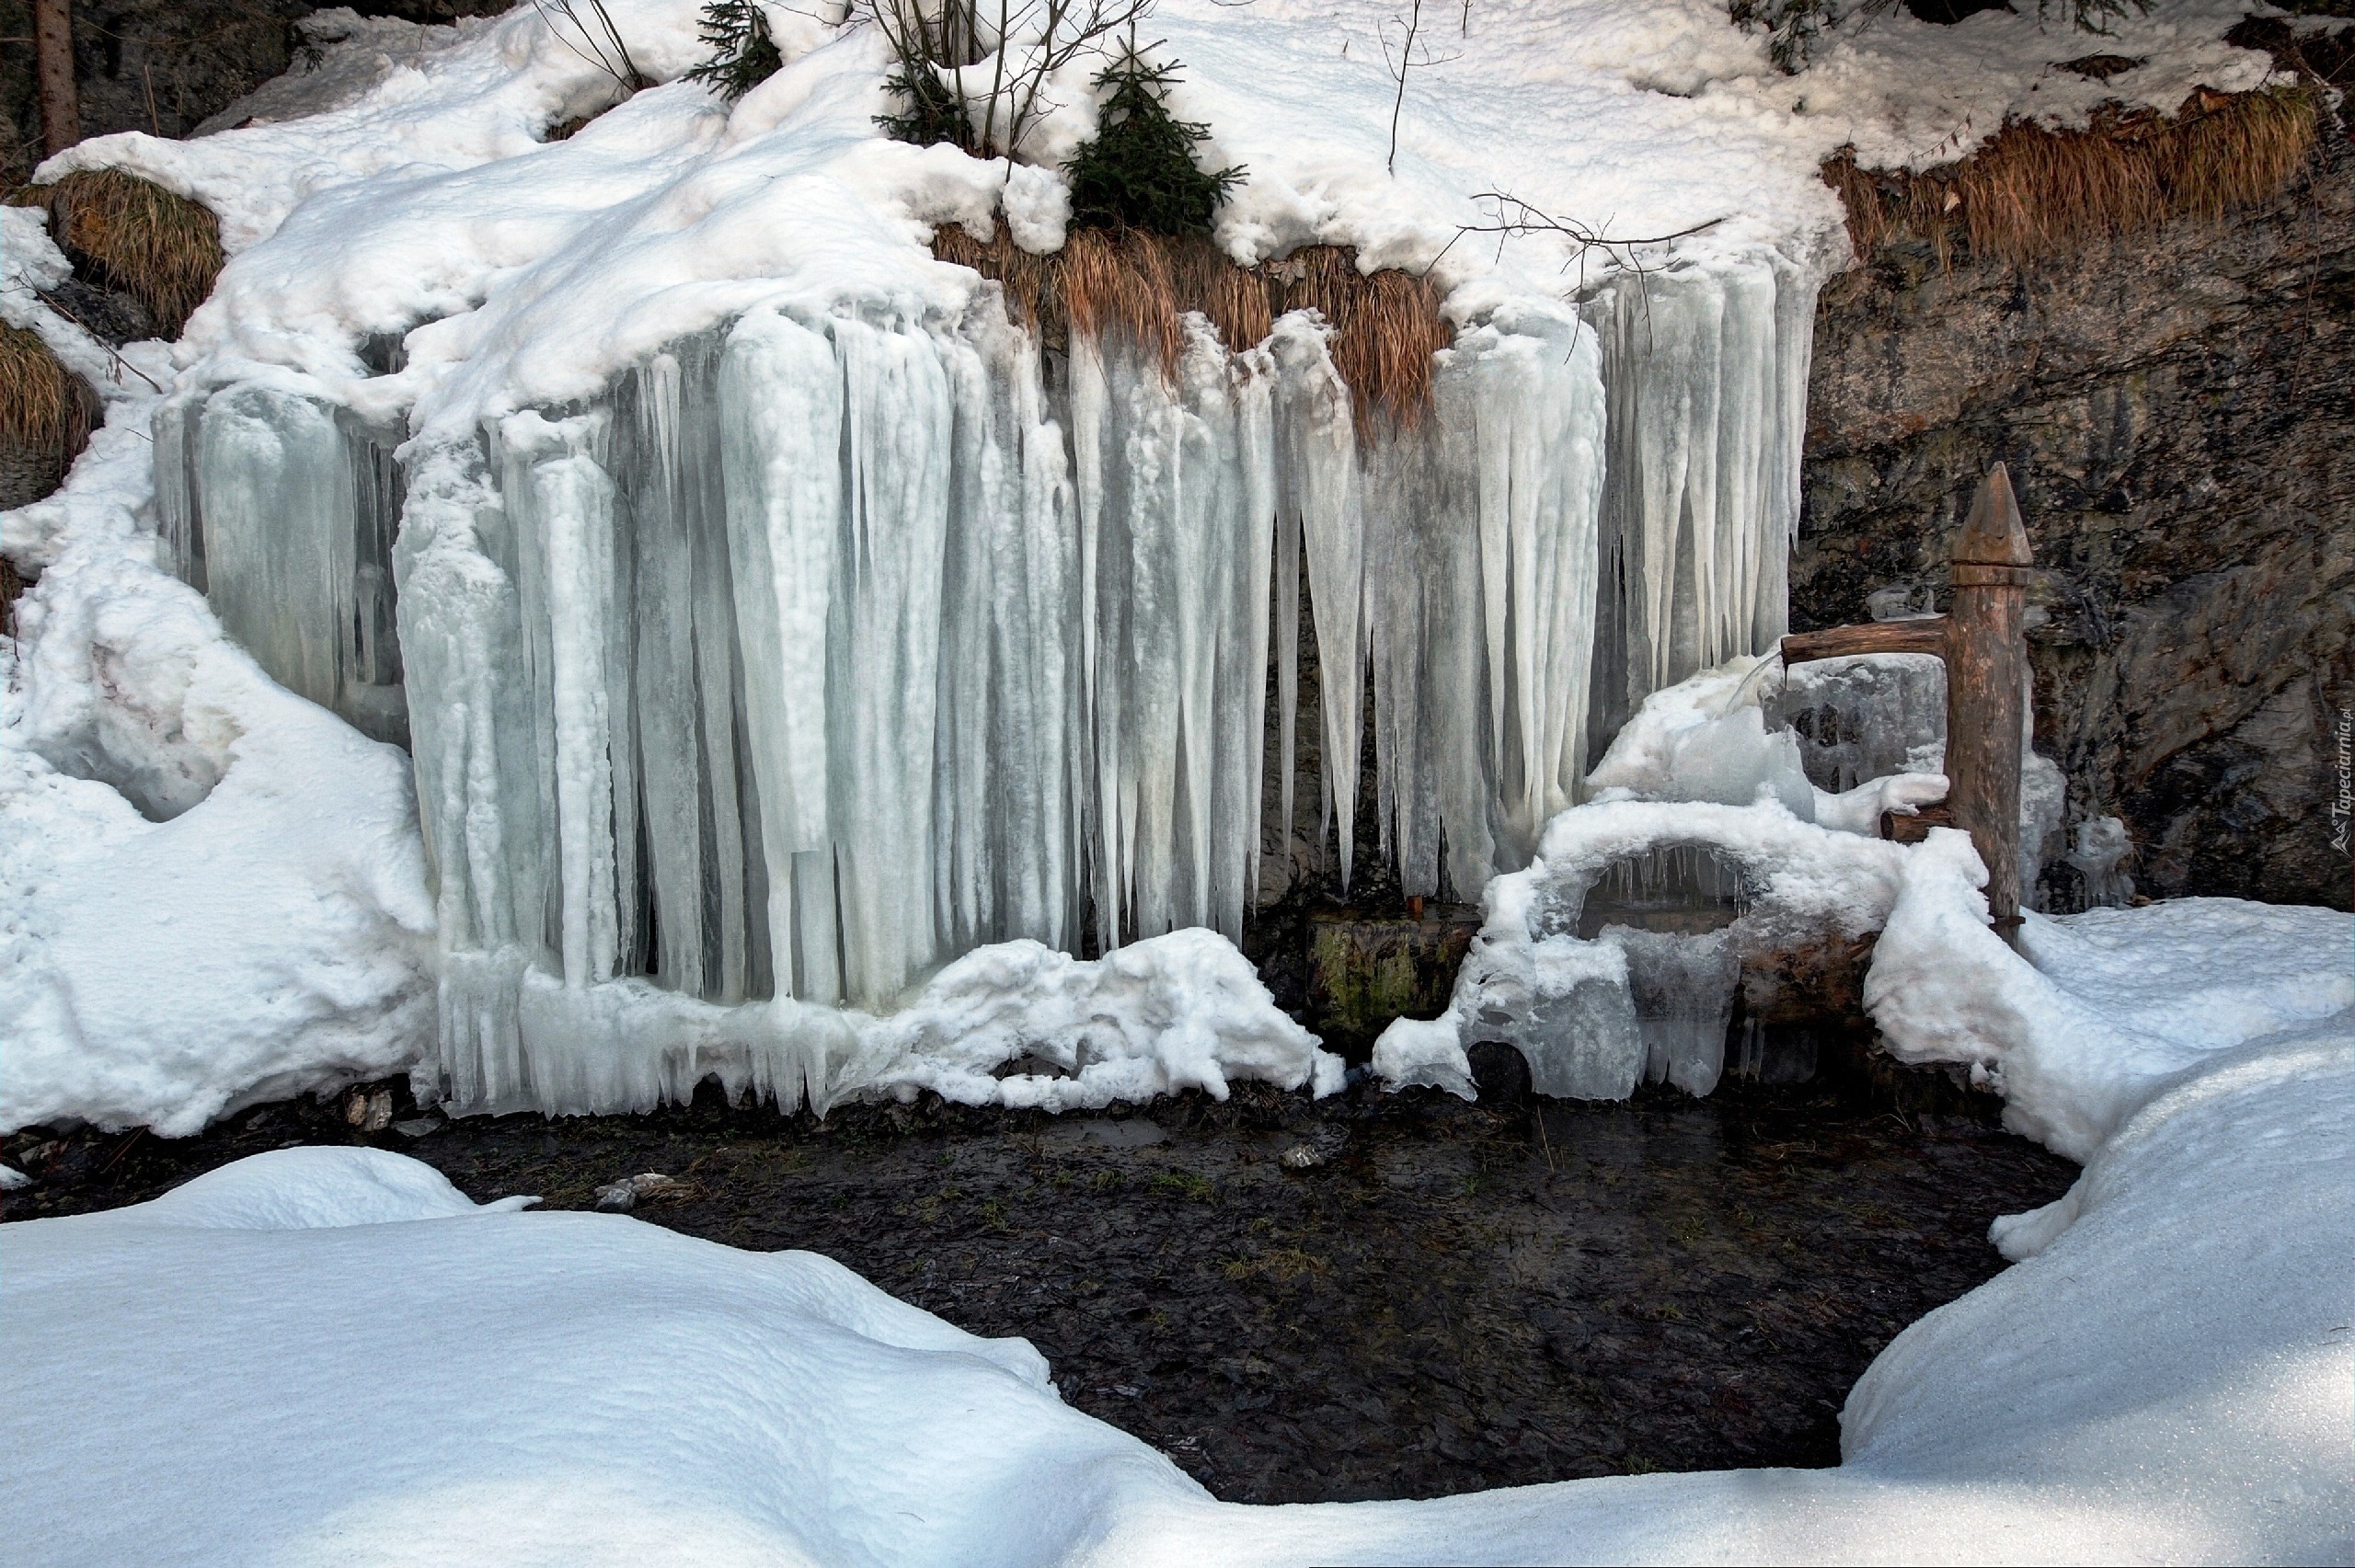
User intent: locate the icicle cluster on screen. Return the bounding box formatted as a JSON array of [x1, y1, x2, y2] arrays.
[[155, 254, 1819, 1115], [1582, 256, 1812, 753], [155, 383, 408, 745]]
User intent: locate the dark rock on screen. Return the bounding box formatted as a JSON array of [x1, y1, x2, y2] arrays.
[[1798, 132, 2355, 909], [1465, 1039, 1532, 1105], [1304, 906, 1479, 1053], [38, 278, 155, 348]]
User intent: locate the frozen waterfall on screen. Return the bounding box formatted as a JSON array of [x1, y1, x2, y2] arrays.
[[157, 254, 1819, 1115], [155, 382, 408, 746], [1583, 256, 1812, 754]]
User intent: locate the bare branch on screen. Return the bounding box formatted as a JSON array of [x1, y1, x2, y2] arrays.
[[1378, 0, 1460, 177], [860, 0, 1155, 162], [1432, 189, 1724, 293], [532, 0, 649, 94]]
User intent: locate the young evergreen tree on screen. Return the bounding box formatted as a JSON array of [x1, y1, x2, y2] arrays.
[[875, 65, 976, 150], [1063, 50, 1243, 235], [683, 0, 784, 101]]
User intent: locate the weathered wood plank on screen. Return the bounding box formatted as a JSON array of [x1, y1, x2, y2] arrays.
[[1779, 617, 1948, 664], [1878, 803, 1954, 843]]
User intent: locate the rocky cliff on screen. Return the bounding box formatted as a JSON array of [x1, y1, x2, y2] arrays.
[[1797, 121, 2354, 910]]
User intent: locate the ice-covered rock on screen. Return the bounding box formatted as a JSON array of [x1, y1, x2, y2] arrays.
[[1376, 797, 1908, 1101]]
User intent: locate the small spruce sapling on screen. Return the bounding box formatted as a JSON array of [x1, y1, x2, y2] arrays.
[[684, 0, 785, 101], [1063, 49, 1243, 235], [875, 64, 975, 149]]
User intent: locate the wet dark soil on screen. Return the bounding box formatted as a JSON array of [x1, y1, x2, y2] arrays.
[[3, 1074, 2077, 1505]]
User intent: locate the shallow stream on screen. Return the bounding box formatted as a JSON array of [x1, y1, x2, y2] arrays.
[[3, 1074, 2076, 1504]]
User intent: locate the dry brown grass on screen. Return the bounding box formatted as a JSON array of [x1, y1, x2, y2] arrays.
[[0, 322, 89, 453], [934, 224, 1451, 430], [10, 169, 225, 337], [1823, 83, 2324, 269]]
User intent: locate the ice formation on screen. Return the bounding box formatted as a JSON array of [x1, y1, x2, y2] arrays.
[[378, 286, 1678, 1111], [1375, 797, 1911, 1102], [6, 0, 2292, 1130], [155, 383, 409, 744], [202, 212, 1809, 1115], [1769, 651, 1946, 793]]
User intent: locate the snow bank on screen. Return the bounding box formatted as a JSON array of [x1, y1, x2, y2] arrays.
[[1, 213, 436, 1139], [39, 0, 2282, 415], [431, 927, 1339, 1119], [868, 930, 1345, 1111], [9, 1024, 2348, 1563], [1865, 829, 2354, 1160]]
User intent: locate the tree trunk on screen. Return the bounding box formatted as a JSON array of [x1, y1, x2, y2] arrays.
[[35, 0, 81, 158]]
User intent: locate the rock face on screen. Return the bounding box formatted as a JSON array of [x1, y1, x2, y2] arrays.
[[1797, 130, 2355, 910]]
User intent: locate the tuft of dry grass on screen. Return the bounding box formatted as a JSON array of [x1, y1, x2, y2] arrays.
[[0, 321, 90, 453], [935, 223, 1451, 430], [1823, 83, 2323, 269], [10, 169, 225, 337]]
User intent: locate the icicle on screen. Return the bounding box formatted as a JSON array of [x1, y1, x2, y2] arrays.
[[719, 308, 846, 1002], [1581, 258, 1811, 746], [1273, 496, 1301, 901], [1270, 313, 1364, 892], [180, 379, 408, 743]]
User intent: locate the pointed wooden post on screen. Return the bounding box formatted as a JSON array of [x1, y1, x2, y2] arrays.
[[1945, 464, 2033, 942]]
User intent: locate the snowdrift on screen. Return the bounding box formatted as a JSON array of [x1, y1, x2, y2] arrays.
[[7, 1011, 2348, 1564]]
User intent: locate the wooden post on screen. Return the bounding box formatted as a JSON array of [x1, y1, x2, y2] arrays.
[[1944, 464, 2033, 941], [34, 0, 80, 157]]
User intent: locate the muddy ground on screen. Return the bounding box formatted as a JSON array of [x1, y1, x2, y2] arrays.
[[4, 1071, 2077, 1505]]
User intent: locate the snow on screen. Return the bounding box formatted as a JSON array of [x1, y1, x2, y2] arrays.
[[8, 1016, 2348, 1563], [2, 213, 436, 1139], [431, 926, 1338, 1119], [2, 0, 2292, 1130], [1865, 829, 2354, 1161], [869, 929, 1346, 1110]]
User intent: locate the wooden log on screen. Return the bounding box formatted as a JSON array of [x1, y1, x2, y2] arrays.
[[1779, 616, 1948, 665], [1878, 803, 1953, 843], [1944, 464, 2033, 942]]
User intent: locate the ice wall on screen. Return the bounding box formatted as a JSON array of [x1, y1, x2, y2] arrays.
[[155, 381, 409, 745], [1583, 257, 1815, 754], [164, 247, 1817, 1116]]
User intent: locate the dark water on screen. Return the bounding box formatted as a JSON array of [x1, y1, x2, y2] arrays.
[[3, 1073, 2077, 1505]]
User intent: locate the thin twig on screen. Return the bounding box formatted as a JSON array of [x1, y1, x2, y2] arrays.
[[1379, 0, 1459, 177], [1431, 190, 1724, 296]]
